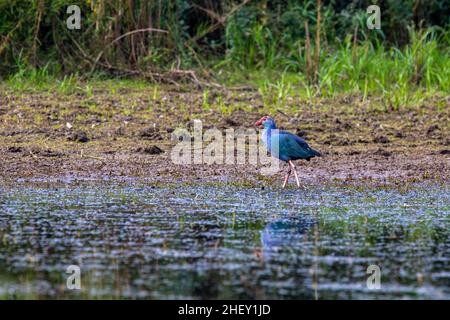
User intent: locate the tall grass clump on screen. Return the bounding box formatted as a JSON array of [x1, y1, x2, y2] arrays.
[[315, 28, 449, 109], [225, 20, 449, 110]]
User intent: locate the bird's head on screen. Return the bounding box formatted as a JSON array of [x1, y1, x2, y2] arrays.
[[255, 116, 276, 129]]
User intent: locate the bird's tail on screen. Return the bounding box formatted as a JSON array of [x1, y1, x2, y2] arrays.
[[310, 148, 321, 157]]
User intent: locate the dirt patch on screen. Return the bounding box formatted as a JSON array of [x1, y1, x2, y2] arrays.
[[0, 85, 448, 186]]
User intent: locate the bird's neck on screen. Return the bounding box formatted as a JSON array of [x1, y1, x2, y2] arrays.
[[263, 123, 276, 134], [263, 123, 276, 132], [262, 124, 276, 145]]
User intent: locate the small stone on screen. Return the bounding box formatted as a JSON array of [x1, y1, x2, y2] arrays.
[[373, 135, 390, 144], [224, 117, 239, 126], [139, 127, 162, 140], [427, 124, 439, 135], [136, 145, 164, 155], [68, 131, 89, 143], [115, 126, 125, 136], [39, 149, 64, 157], [374, 148, 392, 157], [296, 129, 308, 139], [7, 146, 23, 153]]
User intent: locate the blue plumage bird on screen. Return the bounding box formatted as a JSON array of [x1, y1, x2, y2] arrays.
[[255, 116, 321, 188]]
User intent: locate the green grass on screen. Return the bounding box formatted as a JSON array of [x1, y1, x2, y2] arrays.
[[3, 67, 152, 96], [219, 28, 449, 111], [3, 28, 448, 113]]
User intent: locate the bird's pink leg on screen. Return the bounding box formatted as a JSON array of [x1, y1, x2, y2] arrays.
[[289, 160, 301, 188], [282, 166, 291, 188]]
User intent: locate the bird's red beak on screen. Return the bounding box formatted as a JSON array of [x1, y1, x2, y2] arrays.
[[255, 117, 265, 127]]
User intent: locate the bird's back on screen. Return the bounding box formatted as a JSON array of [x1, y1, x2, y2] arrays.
[[271, 131, 321, 161]]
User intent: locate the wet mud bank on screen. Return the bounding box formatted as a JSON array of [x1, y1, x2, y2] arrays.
[[0, 86, 448, 186]]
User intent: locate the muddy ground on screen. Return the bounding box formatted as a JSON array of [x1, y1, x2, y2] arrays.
[[0, 85, 448, 186]]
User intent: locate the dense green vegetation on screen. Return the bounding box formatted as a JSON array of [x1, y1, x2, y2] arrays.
[[1, 0, 449, 110]]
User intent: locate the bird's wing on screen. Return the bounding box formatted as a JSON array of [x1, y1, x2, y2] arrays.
[[277, 131, 320, 159], [279, 131, 309, 148]]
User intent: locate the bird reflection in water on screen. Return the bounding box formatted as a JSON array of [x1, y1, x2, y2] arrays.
[[261, 215, 316, 251]]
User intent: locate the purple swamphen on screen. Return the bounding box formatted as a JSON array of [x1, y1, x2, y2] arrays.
[[255, 116, 321, 188]]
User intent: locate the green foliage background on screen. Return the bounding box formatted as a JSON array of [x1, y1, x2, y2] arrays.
[[0, 0, 449, 110], [1, 0, 449, 75]]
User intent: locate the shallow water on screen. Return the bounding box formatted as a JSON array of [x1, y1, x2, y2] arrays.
[[0, 181, 449, 299]]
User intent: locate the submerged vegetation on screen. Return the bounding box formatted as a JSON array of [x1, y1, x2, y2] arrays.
[[0, 182, 449, 299]]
